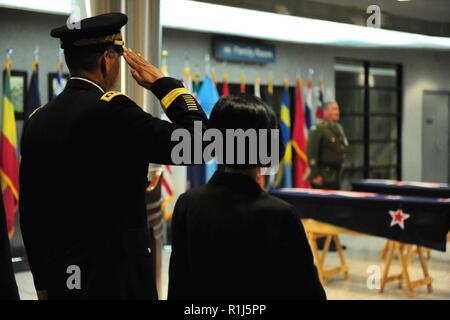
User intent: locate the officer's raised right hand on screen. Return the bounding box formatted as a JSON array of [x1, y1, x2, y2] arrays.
[[123, 48, 164, 90]]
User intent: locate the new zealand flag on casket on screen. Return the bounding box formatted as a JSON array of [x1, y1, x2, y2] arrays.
[[270, 188, 450, 251]]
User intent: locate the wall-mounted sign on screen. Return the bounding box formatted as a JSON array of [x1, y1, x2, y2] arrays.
[[213, 39, 276, 64]]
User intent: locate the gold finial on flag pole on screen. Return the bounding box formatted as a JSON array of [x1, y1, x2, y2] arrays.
[[283, 70, 289, 88], [267, 70, 274, 95], [32, 46, 40, 71], [5, 48, 13, 73], [161, 50, 169, 76]]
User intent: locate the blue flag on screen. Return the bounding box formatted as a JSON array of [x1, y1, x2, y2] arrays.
[[198, 75, 219, 117], [198, 75, 220, 182]]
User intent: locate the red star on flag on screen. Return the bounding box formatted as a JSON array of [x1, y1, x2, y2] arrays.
[[388, 209, 410, 230]]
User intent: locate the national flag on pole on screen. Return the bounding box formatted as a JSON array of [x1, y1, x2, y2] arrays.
[[240, 72, 246, 94], [316, 79, 324, 120], [276, 79, 293, 188], [198, 75, 219, 118], [254, 76, 261, 98], [161, 165, 174, 221], [1, 57, 19, 238], [292, 77, 310, 188], [183, 65, 193, 93], [222, 72, 229, 97], [305, 78, 313, 129], [193, 71, 200, 99], [25, 59, 41, 119], [198, 74, 220, 182], [211, 68, 217, 86], [54, 57, 64, 98]]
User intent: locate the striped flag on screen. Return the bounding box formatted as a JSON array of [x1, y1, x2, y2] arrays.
[[222, 72, 230, 97], [161, 165, 174, 221], [316, 79, 324, 120], [277, 79, 293, 188], [305, 78, 313, 129], [292, 77, 310, 188], [240, 72, 246, 94], [1, 58, 19, 238]]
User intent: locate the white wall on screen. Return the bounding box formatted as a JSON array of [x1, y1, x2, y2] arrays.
[[0, 8, 68, 105], [162, 28, 450, 181]]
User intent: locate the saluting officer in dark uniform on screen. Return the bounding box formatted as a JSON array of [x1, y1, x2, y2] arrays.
[[19, 13, 208, 300], [307, 101, 349, 190]]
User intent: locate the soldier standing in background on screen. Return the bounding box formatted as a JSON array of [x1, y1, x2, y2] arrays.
[[307, 101, 349, 251], [307, 101, 349, 190]]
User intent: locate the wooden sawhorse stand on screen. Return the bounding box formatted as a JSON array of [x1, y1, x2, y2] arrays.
[[380, 240, 433, 298], [302, 219, 362, 286], [380, 240, 431, 263]]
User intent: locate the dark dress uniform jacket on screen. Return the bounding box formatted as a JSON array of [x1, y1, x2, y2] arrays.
[[307, 120, 349, 189], [168, 172, 326, 300], [19, 77, 207, 299]]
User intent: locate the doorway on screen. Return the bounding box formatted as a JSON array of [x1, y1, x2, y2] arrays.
[[422, 91, 450, 183]]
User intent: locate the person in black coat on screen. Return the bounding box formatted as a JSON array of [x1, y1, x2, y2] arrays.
[[168, 95, 326, 300], [0, 196, 19, 300], [19, 13, 208, 300]]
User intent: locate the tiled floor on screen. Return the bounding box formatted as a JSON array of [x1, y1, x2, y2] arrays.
[[16, 236, 450, 300]]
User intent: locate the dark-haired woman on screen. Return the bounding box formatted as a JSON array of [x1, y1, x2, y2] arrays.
[[168, 95, 326, 300]]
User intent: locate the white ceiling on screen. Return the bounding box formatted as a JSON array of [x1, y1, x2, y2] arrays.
[[309, 0, 450, 23]]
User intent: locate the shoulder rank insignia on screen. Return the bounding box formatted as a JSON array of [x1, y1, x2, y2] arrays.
[[28, 106, 42, 119], [101, 91, 127, 102], [161, 88, 191, 109]]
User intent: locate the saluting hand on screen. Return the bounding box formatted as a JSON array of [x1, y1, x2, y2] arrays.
[[123, 48, 164, 90]]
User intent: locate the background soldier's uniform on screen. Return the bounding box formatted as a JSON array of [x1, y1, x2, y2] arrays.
[[307, 120, 349, 190], [19, 77, 207, 299]]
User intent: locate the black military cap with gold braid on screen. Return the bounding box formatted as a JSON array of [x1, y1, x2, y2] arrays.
[[50, 12, 127, 49]]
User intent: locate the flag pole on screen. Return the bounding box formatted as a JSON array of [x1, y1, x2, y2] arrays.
[[33, 46, 40, 72], [267, 70, 274, 95], [296, 66, 302, 81], [160, 50, 169, 76], [204, 54, 211, 77], [240, 63, 246, 94]]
